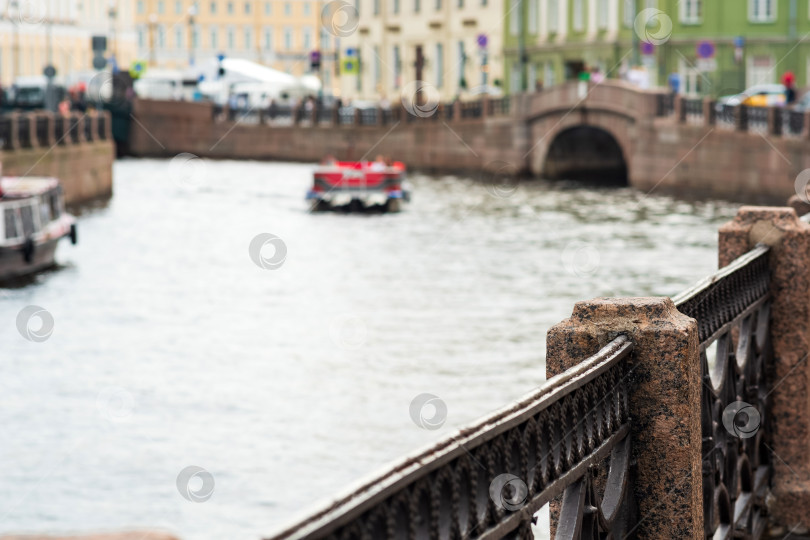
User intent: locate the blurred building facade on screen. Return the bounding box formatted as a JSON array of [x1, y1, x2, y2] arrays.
[[338, 0, 505, 101], [133, 0, 337, 84], [504, 0, 810, 96], [0, 0, 137, 86]]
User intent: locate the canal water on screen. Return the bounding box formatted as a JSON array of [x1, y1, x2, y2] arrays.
[[0, 159, 738, 540]]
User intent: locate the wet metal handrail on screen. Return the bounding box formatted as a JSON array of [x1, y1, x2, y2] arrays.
[[266, 337, 635, 540]]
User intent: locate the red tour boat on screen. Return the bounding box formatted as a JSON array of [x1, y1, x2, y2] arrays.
[[306, 160, 411, 212]]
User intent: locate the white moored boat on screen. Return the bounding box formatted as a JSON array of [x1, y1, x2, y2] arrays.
[[0, 175, 76, 282]]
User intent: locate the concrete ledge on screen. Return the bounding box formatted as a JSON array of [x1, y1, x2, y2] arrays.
[[0, 533, 179, 540]]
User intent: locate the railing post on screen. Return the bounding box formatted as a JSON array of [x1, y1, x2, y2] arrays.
[[804, 110, 810, 139], [768, 106, 781, 137], [481, 97, 489, 119], [674, 94, 685, 124], [702, 96, 715, 126], [6, 113, 20, 149], [453, 100, 462, 122], [736, 105, 748, 132], [547, 297, 703, 538], [719, 207, 810, 533]]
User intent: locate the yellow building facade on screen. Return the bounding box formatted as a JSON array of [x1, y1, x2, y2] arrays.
[[133, 0, 337, 84], [0, 0, 137, 86]]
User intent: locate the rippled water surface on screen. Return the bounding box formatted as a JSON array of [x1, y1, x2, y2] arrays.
[[0, 159, 739, 539]]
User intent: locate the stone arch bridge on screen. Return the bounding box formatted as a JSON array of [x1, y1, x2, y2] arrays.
[[129, 80, 810, 204]]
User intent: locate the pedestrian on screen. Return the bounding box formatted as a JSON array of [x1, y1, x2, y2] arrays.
[[783, 71, 797, 104]]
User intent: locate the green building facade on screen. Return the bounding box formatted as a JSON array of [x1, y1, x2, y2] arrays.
[[504, 0, 810, 97]]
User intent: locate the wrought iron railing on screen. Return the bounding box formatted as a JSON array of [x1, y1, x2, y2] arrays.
[[267, 337, 635, 540], [683, 98, 704, 124], [716, 104, 737, 130], [674, 245, 772, 539], [657, 92, 675, 117], [780, 108, 805, 137], [744, 106, 768, 134]]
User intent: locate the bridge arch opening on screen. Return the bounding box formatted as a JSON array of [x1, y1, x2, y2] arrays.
[[543, 126, 628, 186]]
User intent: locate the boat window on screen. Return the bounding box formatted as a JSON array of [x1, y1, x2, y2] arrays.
[[49, 192, 61, 219], [40, 196, 51, 225], [20, 204, 36, 237], [4, 208, 19, 240]]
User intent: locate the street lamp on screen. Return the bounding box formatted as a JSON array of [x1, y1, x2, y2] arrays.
[[108, 0, 118, 63], [148, 13, 158, 66], [187, 5, 198, 67], [9, 0, 20, 79]]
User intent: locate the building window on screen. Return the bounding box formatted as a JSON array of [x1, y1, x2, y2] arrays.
[[435, 43, 443, 87], [158, 0, 165, 13], [458, 0, 463, 7], [509, 0, 518, 35], [138, 27, 146, 47], [284, 27, 293, 50], [415, 0, 420, 12], [210, 1, 216, 13], [393, 0, 400, 13], [245, 28, 252, 49], [528, 0, 537, 33], [598, 0, 608, 28], [228, 27, 235, 48], [304, 1, 311, 14], [265, 1, 271, 14], [192, 26, 199, 47], [157, 25, 166, 46], [303, 27, 311, 49], [245, 1, 251, 13], [544, 61, 555, 86], [548, 0, 558, 31], [435, 0, 440, 11], [175, 1, 182, 14], [392, 45, 401, 88], [210, 27, 218, 49], [137, 0, 145, 13], [573, 0, 584, 30], [374, 45, 381, 87], [680, 0, 701, 22], [176, 27, 183, 47], [750, 0, 775, 21], [481, 0, 486, 6], [264, 28, 272, 49], [374, 0, 380, 13], [623, 0, 634, 27], [227, 1, 234, 13]]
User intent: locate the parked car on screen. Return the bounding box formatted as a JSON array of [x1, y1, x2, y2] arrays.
[[716, 84, 787, 110]]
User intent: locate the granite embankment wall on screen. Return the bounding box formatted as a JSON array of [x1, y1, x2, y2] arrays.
[[129, 83, 810, 205], [1, 112, 114, 206]]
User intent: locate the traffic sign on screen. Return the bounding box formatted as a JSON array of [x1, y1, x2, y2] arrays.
[[43, 65, 56, 78], [696, 40, 715, 59], [92, 55, 107, 70], [477, 34, 488, 48]]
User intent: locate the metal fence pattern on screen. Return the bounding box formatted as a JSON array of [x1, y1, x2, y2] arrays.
[[266, 337, 635, 540], [674, 245, 772, 539]]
